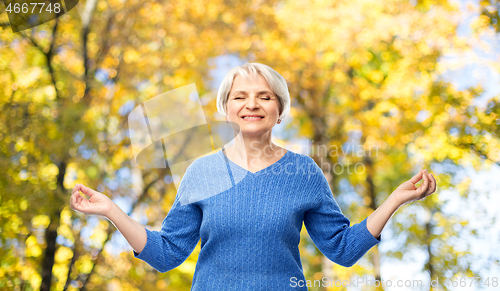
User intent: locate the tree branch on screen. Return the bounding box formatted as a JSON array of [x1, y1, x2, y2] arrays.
[[81, 0, 99, 102], [19, 31, 43, 52]]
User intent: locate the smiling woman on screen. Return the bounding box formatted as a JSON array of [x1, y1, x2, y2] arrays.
[[215, 63, 292, 172], [70, 63, 436, 291], [216, 63, 291, 122]]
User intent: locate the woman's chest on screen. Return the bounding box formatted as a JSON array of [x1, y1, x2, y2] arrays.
[[196, 176, 317, 240]]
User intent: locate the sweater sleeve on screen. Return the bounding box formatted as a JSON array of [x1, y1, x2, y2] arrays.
[[303, 167, 380, 267], [133, 166, 202, 272]]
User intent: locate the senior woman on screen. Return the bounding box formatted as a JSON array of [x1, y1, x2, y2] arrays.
[[70, 63, 436, 290]]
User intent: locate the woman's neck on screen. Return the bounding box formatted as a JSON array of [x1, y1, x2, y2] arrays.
[[223, 132, 286, 169]]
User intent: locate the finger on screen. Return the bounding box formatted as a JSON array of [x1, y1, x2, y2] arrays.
[[70, 192, 77, 209], [70, 185, 90, 210], [74, 192, 84, 205], [409, 169, 425, 184], [70, 195, 82, 212], [424, 173, 436, 196], [72, 183, 82, 195], [431, 174, 436, 192], [79, 184, 100, 197], [73, 193, 90, 212], [70, 187, 80, 202], [417, 171, 429, 195], [71, 185, 82, 202], [71, 190, 82, 207]]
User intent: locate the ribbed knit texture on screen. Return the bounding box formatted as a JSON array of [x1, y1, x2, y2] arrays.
[[134, 148, 381, 290]]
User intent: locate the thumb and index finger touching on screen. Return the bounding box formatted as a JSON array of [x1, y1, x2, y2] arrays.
[[71, 184, 98, 207], [409, 169, 426, 184], [72, 183, 99, 197], [409, 169, 434, 196], [70, 184, 101, 213]]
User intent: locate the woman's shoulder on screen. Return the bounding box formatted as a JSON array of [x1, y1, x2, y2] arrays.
[[183, 150, 223, 174], [290, 150, 316, 163], [277, 149, 324, 180], [284, 149, 319, 167]]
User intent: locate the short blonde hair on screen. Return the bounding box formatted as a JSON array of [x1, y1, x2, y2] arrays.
[[216, 63, 291, 122]]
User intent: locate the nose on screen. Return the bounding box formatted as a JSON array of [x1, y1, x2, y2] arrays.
[[245, 96, 259, 109]]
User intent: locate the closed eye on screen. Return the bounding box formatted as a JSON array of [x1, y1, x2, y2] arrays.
[[234, 96, 271, 100]]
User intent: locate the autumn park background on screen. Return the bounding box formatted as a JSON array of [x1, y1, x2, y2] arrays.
[[1, 0, 500, 290]]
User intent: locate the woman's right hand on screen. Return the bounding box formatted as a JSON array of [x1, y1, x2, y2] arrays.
[[70, 183, 114, 217]]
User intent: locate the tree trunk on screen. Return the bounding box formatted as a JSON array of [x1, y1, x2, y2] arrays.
[[425, 210, 436, 290], [40, 160, 67, 291], [363, 155, 382, 284], [40, 211, 60, 291]]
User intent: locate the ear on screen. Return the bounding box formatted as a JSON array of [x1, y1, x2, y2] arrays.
[[277, 98, 283, 116]]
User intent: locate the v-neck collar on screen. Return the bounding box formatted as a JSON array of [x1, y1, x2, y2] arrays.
[[219, 148, 292, 176]]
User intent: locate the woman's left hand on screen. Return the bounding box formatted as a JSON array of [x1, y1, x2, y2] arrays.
[[391, 169, 437, 206]]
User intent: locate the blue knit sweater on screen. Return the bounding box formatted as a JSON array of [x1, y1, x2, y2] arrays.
[[134, 148, 381, 290]]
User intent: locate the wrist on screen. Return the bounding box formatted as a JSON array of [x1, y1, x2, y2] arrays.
[[388, 192, 404, 210], [105, 201, 120, 222]]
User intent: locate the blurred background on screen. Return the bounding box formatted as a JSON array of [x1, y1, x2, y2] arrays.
[[1, 0, 499, 290]]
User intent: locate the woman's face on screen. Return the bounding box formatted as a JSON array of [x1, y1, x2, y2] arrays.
[[226, 73, 281, 137]]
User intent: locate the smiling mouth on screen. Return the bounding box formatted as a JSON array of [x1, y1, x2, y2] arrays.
[[242, 116, 264, 120]]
